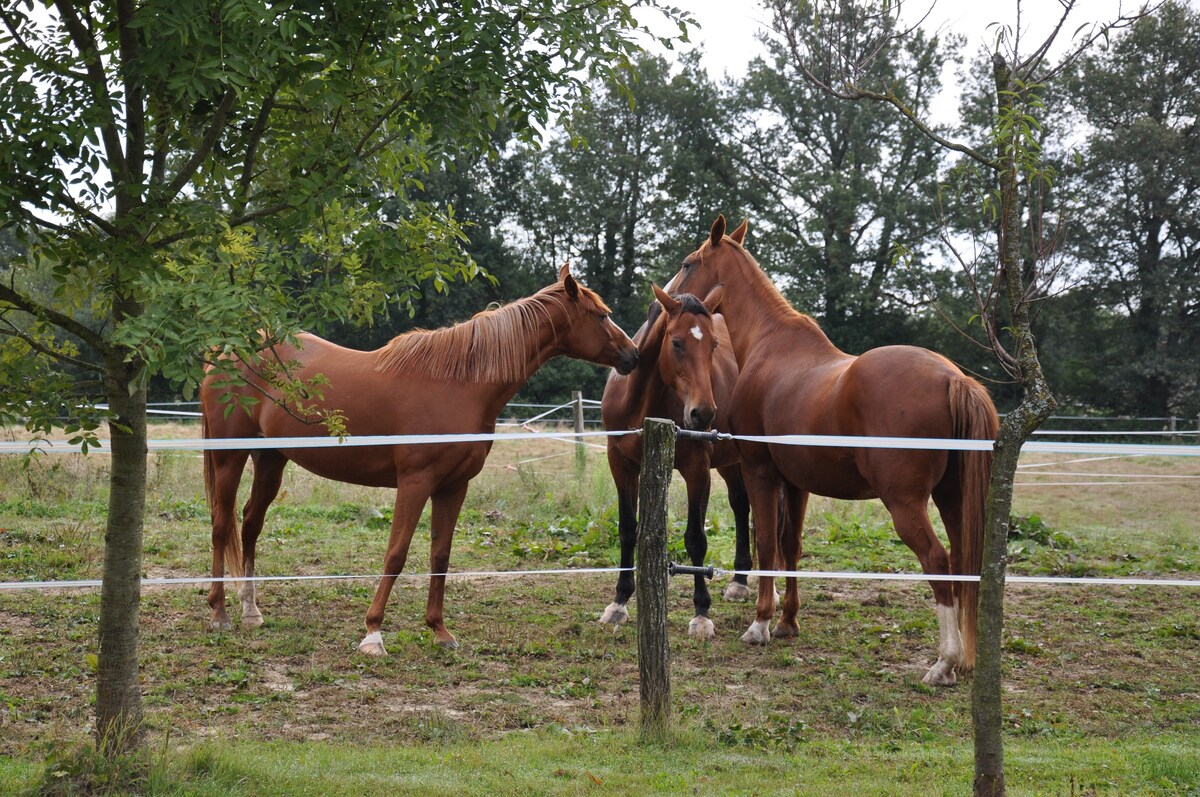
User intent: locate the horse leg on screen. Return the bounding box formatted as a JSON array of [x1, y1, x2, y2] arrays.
[[740, 462, 782, 646], [599, 454, 638, 626], [680, 459, 715, 640], [884, 496, 962, 686], [718, 465, 753, 602], [358, 485, 430, 656], [207, 450, 249, 631], [236, 450, 287, 628], [772, 484, 809, 640], [424, 482, 470, 648]]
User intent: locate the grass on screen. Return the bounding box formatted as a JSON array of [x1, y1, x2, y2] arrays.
[[3, 732, 1200, 795], [1, 422, 1199, 794]]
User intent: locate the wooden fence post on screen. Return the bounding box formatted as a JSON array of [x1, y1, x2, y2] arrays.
[[573, 390, 586, 478], [637, 417, 675, 740]]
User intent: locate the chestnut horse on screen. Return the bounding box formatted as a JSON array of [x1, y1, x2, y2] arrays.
[[200, 264, 639, 656], [667, 216, 997, 686], [600, 284, 754, 640]]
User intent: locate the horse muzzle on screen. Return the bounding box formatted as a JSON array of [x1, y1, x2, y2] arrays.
[[615, 347, 639, 375], [684, 404, 717, 431]]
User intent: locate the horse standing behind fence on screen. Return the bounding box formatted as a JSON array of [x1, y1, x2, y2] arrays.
[[600, 284, 754, 640], [200, 264, 639, 655], [666, 216, 998, 686]]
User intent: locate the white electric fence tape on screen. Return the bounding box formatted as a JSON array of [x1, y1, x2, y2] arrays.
[[0, 567, 634, 592]]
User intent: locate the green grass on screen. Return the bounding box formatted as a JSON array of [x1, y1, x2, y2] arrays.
[[3, 731, 1199, 796]]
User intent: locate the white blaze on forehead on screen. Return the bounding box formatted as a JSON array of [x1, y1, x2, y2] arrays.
[[690, 325, 703, 341]]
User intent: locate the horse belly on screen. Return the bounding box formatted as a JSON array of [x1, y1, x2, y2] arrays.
[[771, 446, 875, 500], [279, 446, 399, 488]]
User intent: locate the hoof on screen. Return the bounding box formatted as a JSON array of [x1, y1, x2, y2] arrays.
[[357, 631, 388, 657], [209, 614, 232, 632], [599, 602, 629, 625], [435, 635, 459, 650], [922, 659, 957, 687], [688, 616, 716, 641], [723, 582, 752, 602], [740, 620, 771, 646], [240, 613, 263, 629], [771, 621, 799, 640]]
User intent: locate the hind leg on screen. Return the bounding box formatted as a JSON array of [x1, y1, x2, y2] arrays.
[[207, 450, 249, 631], [884, 496, 963, 686], [718, 465, 753, 602], [237, 450, 288, 628]]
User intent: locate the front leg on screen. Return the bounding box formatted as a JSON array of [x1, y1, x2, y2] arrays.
[[718, 465, 753, 602], [681, 456, 715, 640], [772, 483, 808, 640], [600, 453, 639, 626], [424, 482, 470, 648], [358, 484, 430, 657], [740, 460, 783, 646]]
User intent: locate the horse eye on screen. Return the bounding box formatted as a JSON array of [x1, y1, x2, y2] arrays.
[[671, 339, 685, 352]]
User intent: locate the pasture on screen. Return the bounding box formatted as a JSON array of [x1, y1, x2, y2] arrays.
[[1, 420, 1199, 795]]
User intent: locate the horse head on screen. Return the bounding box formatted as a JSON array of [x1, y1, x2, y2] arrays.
[[667, 214, 749, 301], [650, 282, 724, 431], [555, 262, 640, 375]]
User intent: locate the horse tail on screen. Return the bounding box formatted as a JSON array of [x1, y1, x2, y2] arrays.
[[202, 406, 243, 579], [949, 375, 998, 671]]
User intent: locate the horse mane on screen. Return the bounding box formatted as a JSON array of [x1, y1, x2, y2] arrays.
[[375, 282, 608, 383], [716, 238, 825, 334]]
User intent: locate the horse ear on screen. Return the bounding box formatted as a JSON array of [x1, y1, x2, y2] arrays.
[[652, 283, 681, 315], [709, 214, 727, 247], [701, 283, 724, 314], [560, 261, 580, 299], [729, 219, 748, 245]]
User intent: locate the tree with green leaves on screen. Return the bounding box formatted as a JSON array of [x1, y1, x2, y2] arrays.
[[498, 50, 751, 399], [0, 0, 683, 762], [740, 0, 957, 353], [765, 1, 1148, 793], [1064, 0, 1200, 418]]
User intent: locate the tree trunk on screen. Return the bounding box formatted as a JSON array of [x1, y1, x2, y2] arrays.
[[972, 54, 1058, 797], [95, 347, 147, 754]]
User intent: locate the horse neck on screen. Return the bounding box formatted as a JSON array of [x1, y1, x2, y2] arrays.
[[717, 247, 840, 364], [616, 312, 672, 419], [484, 294, 575, 410]]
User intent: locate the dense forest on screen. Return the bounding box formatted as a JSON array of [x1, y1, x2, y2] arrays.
[[3, 1, 1197, 419], [327, 1, 1198, 418]]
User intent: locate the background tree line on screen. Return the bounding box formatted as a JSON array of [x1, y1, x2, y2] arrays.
[[321, 0, 1198, 417]]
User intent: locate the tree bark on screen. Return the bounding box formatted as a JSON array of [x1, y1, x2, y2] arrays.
[[95, 344, 147, 754]]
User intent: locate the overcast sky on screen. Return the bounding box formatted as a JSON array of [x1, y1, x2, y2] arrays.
[[660, 1, 1165, 123], [681, 0, 1159, 80]]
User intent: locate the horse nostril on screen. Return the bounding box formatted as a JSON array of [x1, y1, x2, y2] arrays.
[[689, 407, 716, 431]]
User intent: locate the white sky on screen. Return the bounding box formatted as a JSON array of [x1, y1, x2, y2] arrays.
[[671, 1, 1170, 120]]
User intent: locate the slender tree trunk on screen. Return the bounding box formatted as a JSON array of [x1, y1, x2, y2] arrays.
[[972, 54, 1058, 797], [95, 344, 147, 754]]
